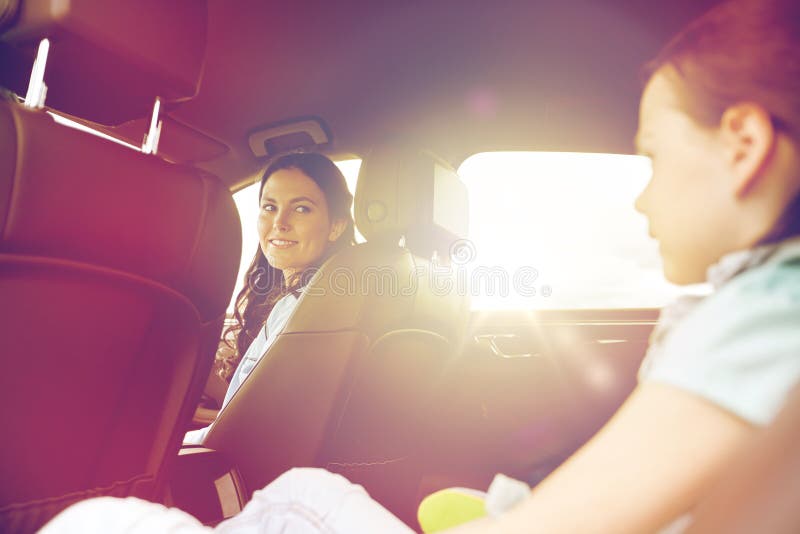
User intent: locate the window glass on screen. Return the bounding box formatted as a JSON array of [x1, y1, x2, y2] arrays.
[[230, 153, 684, 312], [457, 152, 680, 309]]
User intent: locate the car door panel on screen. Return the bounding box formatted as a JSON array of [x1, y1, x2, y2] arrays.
[[423, 308, 657, 489]]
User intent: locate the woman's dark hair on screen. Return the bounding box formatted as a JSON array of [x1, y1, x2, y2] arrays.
[[644, 0, 800, 243], [218, 152, 355, 378]]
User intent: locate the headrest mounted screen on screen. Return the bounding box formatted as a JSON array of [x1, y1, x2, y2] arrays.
[[355, 147, 469, 255]]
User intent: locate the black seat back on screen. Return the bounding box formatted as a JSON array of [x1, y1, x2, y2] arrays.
[[0, 102, 240, 532]]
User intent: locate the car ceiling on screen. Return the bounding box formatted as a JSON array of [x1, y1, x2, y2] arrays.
[[8, 0, 720, 189]]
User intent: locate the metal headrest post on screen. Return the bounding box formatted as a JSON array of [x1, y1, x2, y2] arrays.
[[141, 97, 163, 155], [23, 38, 49, 109], [20, 37, 164, 157]]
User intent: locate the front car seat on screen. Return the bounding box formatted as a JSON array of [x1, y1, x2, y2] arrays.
[[202, 147, 470, 524], [0, 101, 240, 532]]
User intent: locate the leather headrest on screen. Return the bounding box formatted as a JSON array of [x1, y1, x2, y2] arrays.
[[0, 0, 207, 125], [0, 102, 240, 321], [354, 147, 468, 255]]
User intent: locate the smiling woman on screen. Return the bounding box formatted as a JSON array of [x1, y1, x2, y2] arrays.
[[227, 154, 356, 360], [258, 167, 348, 282], [184, 152, 356, 445], [230, 158, 362, 312]]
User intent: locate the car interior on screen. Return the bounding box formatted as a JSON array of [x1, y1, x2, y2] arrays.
[[1, 0, 797, 532]]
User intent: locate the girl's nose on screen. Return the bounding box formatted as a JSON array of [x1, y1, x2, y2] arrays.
[[634, 191, 646, 215], [635, 162, 655, 215], [634, 180, 651, 215]]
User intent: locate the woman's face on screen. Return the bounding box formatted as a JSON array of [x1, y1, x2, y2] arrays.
[[634, 68, 739, 285], [258, 167, 344, 281]]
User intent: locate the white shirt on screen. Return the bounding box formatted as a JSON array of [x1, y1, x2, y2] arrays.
[[184, 290, 302, 445]]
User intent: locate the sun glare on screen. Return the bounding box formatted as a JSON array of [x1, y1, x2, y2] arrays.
[[230, 153, 680, 312], [458, 152, 678, 309]]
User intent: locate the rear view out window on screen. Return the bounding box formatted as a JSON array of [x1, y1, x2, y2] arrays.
[[229, 153, 679, 311], [457, 152, 679, 309]]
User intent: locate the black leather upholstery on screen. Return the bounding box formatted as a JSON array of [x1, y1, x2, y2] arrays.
[[0, 102, 241, 532], [0, 0, 207, 125]]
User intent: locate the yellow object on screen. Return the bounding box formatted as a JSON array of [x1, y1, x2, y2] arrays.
[[417, 487, 488, 533]]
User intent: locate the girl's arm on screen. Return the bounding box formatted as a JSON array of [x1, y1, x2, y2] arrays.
[[447, 381, 753, 534]]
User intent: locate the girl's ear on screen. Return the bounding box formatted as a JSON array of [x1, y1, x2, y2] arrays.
[[328, 218, 347, 242], [719, 102, 776, 197]]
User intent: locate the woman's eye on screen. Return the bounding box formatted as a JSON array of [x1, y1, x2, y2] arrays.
[[295, 205, 311, 214], [261, 204, 276, 212]]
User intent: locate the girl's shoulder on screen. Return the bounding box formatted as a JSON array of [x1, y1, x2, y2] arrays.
[[643, 253, 800, 426], [735, 255, 800, 298], [700, 248, 800, 320]]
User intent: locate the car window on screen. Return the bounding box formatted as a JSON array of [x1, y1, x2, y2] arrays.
[[457, 151, 683, 310], [229, 158, 363, 311], [231, 153, 687, 312]]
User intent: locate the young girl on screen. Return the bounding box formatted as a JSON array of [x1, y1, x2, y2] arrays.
[[42, 0, 800, 532], [446, 0, 800, 531], [184, 152, 355, 445]]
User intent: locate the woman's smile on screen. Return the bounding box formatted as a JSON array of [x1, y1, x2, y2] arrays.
[[268, 238, 298, 249]]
